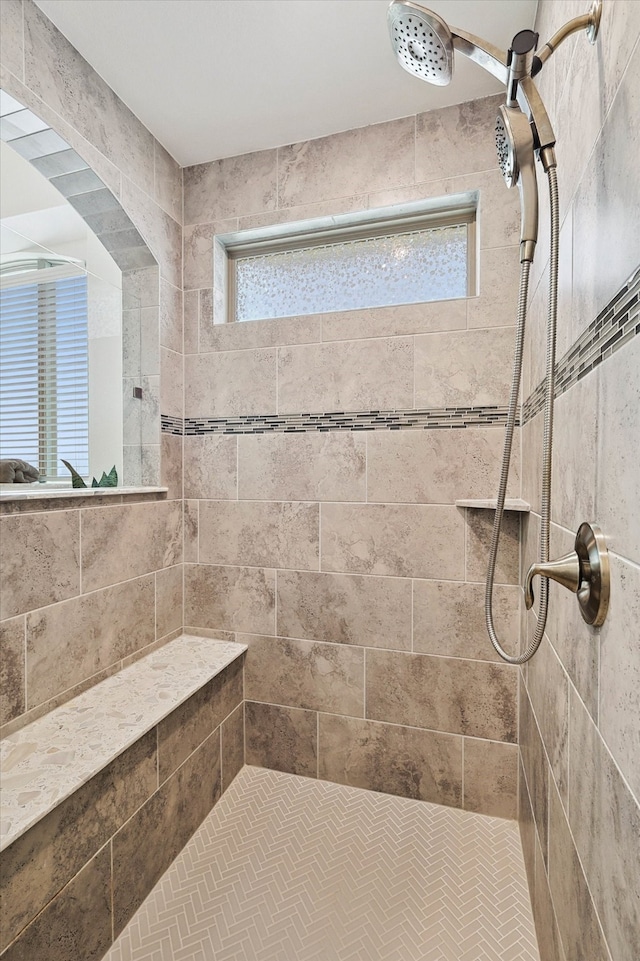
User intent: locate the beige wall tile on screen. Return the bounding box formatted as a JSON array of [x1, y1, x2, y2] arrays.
[[245, 701, 317, 777], [518, 758, 536, 900], [1, 846, 112, 961], [598, 552, 640, 799], [238, 432, 366, 502], [243, 634, 364, 717], [160, 432, 182, 501], [548, 780, 611, 961], [321, 503, 464, 580], [415, 327, 514, 408], [415, 95, 503, 183], [596, 335, 640, 564], [551, 374, 598, 532], [413, 580, 519, 661], [201, 315, 322, 353], [155, 564, 183, 639], [463, 739, 518, 819], [366, 649, 517, 742], [467, 246, 521, 328], [0, 616, 25, 726], [184, 349, 276, 418], [183, 500, 199, 563], [183, 435, 237, 500], [26, 575, 155, 708], [318, 713, 462, 807], [532, 833, 567, 961], [277, 570, 411, 651], [0, 510, 80, 620], [160, 347, 183, 418], [568, 688, 640, 961], [1, 0, 24, 79], [525, 637, 569, 806], [278, 117, 415, 208], [112, 732, 221, 938], [465, 508, 520, 585], [520, 681, 549, 869], [154, 142, 182, 224], [184, 564, 275, 635], [199, 500, 319, 571], [183, 289, 200, 353], [121, 176, 181, 287], [277, 338, 413, 413], [158, 660, 243, 783], [183, 222, 213, 290], [0, 732, 155, 953], [183, 150, 278, 224], [81, 501, 182, 593], [366, 428, 519, 505], [221, 702, 244, 792], [321, 299, 467, 342]]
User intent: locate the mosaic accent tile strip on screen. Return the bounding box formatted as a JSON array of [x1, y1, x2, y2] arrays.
[[160, 414, 184, 435], [162, 406, 513, 436], [522, 264, 640, 424], [104, 765, 540, 961]]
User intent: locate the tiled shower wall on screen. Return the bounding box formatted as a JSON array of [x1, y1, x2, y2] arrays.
[[520, 2, 640, 960], [182, 93, 525, 818], [0, 1, 184, 731]]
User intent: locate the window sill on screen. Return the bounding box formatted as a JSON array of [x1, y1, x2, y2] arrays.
[[0, 484, 168, 510]]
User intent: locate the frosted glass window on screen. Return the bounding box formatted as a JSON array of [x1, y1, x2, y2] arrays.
[[234, 223, 467, 322]]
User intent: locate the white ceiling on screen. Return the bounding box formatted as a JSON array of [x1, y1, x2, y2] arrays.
[[34, 0, 538, 167]]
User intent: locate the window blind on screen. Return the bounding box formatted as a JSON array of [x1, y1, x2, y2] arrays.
[[0, 269, 89, 478]]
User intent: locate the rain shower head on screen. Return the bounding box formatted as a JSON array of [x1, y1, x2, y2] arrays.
[[387, 1, 454, 85]]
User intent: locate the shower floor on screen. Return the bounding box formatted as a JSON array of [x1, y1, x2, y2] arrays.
[[105, 766, 540, 961]]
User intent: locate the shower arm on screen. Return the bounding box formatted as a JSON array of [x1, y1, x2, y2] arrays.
[[532, 1, 602, 75]]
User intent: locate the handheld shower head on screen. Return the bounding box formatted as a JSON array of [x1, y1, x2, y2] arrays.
[[495, 104, 538, 260], [387, 0, 454, 85]]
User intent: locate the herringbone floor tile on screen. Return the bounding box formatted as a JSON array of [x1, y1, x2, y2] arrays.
[[105, 766, 540, 961]]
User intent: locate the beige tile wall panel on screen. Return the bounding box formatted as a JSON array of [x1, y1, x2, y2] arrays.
[[120, 177, 181, 287], [366, 428, 518, 504], [243, 634, 364, 717], [111, 731, 221, 938], [0, 616, 25, 725], [153, 144, 182, 224], [0, 510, 80, 620], [184, 564, 276, 635], [0, 732, 156, 953], [463, 739, 518, 819], [80, 501, 182, 593], [155, 564, 184, 639], [519, 682, 549, 870], [318, 713, 463, 807], [238, 432, 366, 502], [525, 637, 569, 806], [414, 327, 515, 408], [568, 688, 640, 961], [160, 432, 182, 500], [277, 569, 412, 651], [221, 702, 244, 791], [183, 149, 278, 224], [551, 374, 598, 532], [366, 649, 517, 742], [277, 338, 414, 414], [25, 575, 155, 708], [1, 846, 112, 961], [467, 245, 522, 328], [277, 117, 415, 208], [532, 835, 566, 961], [320, 503, 464, 580], [321, 298, 468, 342], [465, 508, 521, 585], [0, 0, 24, 78], [183, 435, 237, 500], [183, 501, 199, 562], [245, 701, 317, 777], [184, 349, 277, 418], [415, 95, 504, 183], [202, 313, 321, 352], [413, 580, 519, 661], [159, 347, 183, 418], [198, 500, 319, 571]]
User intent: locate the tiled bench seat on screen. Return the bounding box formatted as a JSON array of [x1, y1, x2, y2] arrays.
[[0, 634, 246, 961]]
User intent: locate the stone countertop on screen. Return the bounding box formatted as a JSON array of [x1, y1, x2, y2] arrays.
[[0, 634, 246, 852]]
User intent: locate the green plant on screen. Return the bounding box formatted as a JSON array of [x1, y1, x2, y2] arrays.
[[61, 460, 118, 489]]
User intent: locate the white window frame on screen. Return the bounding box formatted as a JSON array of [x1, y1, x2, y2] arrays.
[[215, 193, 478, 325]]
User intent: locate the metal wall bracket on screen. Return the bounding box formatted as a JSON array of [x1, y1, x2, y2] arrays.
[[524, 522, 610, 626]]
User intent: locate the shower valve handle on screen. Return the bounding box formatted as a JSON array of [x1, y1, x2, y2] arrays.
[[524, 522, 610, 627]]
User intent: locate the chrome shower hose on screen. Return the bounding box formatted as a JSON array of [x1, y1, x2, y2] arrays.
[[485, 163, 559, 664]]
